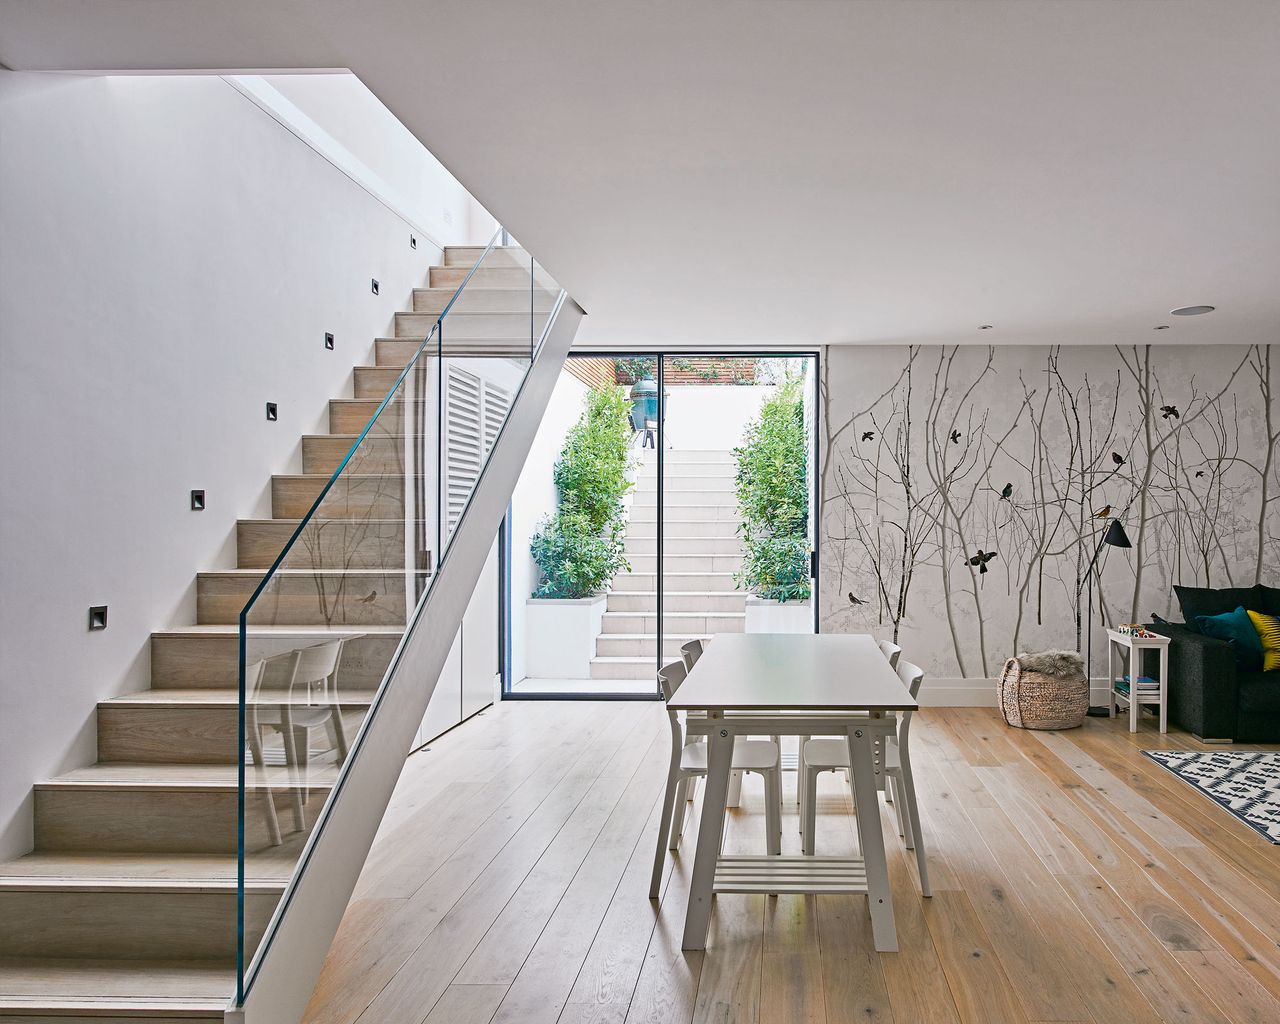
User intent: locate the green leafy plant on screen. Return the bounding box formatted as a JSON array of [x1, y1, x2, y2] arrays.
[[733, 381, 811, 601], [613, 357, 656, 384], [531, 387, 633, 598]]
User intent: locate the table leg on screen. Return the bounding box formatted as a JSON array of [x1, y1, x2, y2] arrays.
[[682, 720, 734, 951], [1108, 639, 1116, 718], [1129, 647, 1139, 732], [1159, 645, 1169, 733], [847, 721, 897, 952]]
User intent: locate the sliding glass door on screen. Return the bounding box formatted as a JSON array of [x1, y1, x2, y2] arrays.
[[504, 352, 818, 699]]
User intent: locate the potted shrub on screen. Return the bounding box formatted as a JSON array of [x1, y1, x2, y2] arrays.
[[526, 387, 633, 677], [734, 379, 812, 633]]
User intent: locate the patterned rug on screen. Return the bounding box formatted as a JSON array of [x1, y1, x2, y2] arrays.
[[1142, 750, 1280, 844]]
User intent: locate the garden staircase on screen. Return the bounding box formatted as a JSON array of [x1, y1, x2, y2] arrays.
[[590, 448, 747, 680]]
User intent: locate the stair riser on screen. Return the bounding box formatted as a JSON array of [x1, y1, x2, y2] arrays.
[[629, 505, 740, 521], [589, 661, 660, 681], [394, 311, 548, 340], [635, 490, 737, 505], [302, 435, 406, 476], [412, 288, 557, 314], [595, 637, 703, 658], [443, 246, 529, 268], [237, 520, 407, 570], [97, 705, 370, 764], [354, 366, 404, 399], [607, 593, 747, 612], [624, 554, 742, 573], [330, 398, 403, 434], [0, 889, 278, 960], [272, 475, 404, 518], [624, 536, 743, 555], [633, 479, 737, 493], [34, 787, 329, 854], [602, 614, 745, 634], [625, 520, 741, 540], [0, 1014, 221, 1023], [611, 573, 737, 593], [635, 464, 737, 478], [197, 571, 411, 626], [151, 633, 397, 690], [430, 265, 534, 288], [375, 338, 531, 366]]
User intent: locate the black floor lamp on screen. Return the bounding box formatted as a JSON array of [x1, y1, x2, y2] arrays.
[[1085, 519, 1132, 716]]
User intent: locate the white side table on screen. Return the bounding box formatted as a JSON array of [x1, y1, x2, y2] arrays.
[[1107, 629, 1171, 732]]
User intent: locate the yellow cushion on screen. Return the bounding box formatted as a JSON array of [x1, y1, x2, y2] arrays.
[[1247, 610, 1280, 672]]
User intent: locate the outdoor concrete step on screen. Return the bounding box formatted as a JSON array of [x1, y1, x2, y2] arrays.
[[625, 519, 741, 540], [589, 657, 661, 681], [272, 474, 404, 518], [595, 634, 709, 658], [629, 503, 741, 520], [412, 286, 558, 314], [430, 264, 533, 288], [635, 449, 736, 464], [625, 535, 743, 555], [632, 480, 737, 495], [635, 465, 738, 479], [302, 434, 407, 475], [149, 626, 402, 690], [624, 553, 742, 573], [394, 310, 549, 340], [237, 518, 406, 570], [443, 245, 529, 267], [611, 571, 737, 593], [602, 611, 746, 634], [196, 569, 415, 627], [607, 591, 747, 613]]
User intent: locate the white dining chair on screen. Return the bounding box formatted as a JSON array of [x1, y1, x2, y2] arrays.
[[799, 658, 930, 896], [680, 638, 705, 673], [650, 659, 782, 898], [796, 637, 902, 810]]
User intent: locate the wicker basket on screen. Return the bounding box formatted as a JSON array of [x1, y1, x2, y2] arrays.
[[998, 651, 1088, 730]]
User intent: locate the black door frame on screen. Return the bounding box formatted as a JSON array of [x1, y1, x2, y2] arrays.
[[502, 349, 822, 701]]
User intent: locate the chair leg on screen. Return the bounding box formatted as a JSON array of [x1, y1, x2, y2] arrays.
[[893, 772, 915, 849], [802, 767, 819, 856], [670, 776, 690, 850], [898, 754, 931, 897], [763, 768, 782, 856], [726, 769, 743, 808], [278, 708, 306, 832], [329, 704, 349, 762], [246, 720, 282, 847], [651, 774, 679, 899], [796, 735, 809, 809], [893, 781, 907, 839]]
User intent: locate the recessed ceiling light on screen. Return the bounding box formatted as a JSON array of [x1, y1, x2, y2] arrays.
[[1170, 305, 1215, 316], [978, 324, 993, 330], [1154, 325, 1170, 330]]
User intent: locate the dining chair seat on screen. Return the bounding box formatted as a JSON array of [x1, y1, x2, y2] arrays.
[[682, 738, 779, 773]]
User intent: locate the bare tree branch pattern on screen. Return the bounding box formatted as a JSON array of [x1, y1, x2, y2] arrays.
[[820, 344, 1279, 678]]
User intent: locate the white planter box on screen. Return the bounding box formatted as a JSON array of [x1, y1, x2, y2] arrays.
[[745, 598, 812, 633], [525, 596, 607, 678]]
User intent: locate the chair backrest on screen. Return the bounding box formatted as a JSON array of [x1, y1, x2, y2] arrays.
[[291, 640, 346, 691], [894, 658, 925, 745], [658, 659, 689, 749], [680, 638, 704, 673], [878, 639, 902, 669]]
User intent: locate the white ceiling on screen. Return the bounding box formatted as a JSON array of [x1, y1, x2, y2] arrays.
[[4, 1, 1279, 349]]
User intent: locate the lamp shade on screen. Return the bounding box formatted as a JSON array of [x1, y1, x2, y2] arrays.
[[1102, 519, 1132, 549]]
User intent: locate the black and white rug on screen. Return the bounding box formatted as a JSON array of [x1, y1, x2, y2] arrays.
[[1142, 750, 1280, 844]]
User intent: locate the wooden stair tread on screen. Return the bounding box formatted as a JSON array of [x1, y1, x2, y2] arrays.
[[0, 851, 295, 888], [103, 687, 377, 706], [0, 956, 231, 1009], [39, 762, 341, 790]]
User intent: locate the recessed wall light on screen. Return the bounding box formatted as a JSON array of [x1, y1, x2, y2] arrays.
[[978, 325, 994, 330], [1154, 325, 1170, 330], [190, 489, 206, 510], [266, 402, 278, 421], [1170, 305, 1215, 316], [88, 605, 108, 631]]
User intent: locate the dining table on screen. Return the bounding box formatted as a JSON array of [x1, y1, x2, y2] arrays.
[[667, 632, 918, 952]]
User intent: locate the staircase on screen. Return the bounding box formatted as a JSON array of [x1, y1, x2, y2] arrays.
[[590, 449, 746, 680], [0, 246, 541, 1022]]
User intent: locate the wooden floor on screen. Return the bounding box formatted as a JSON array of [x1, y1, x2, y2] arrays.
[[302, 700, 1280, 1024]]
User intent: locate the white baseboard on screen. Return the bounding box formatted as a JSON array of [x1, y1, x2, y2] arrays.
[[920, 677, 1116, 708]]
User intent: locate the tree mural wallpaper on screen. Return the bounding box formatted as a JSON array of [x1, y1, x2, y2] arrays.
[[820, 344, 1279, 681]]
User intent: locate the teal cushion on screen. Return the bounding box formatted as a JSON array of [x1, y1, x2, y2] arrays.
[[1196, 606, 1264, 671]]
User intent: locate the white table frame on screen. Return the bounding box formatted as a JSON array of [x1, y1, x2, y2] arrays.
[[1107, 629, 1171, 733], [681, 710, 902, 951]]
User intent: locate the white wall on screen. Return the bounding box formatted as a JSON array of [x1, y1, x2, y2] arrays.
[[508, 369, 589, 682], [663, 384, 776, 451], [0, 70, 480, 858]]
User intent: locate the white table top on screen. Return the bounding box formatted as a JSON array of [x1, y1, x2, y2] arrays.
[[668, 633, 917, 712], [1106, 628, 1170, 645]]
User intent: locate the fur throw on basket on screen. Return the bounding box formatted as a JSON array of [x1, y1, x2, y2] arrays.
[[998, 650, 1087, 730], [1011, 650, 1084, 678]]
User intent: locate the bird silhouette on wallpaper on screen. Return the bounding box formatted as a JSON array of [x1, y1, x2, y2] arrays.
[[967, 549, 998, 574], [950, 429, 962, 444], [999, 482, 1013, 500], [861, 430, 875, 442], [1161, 404, 1180, 420], [1093, 504, 1112, 519], [1195, 470, 1206, 478], [1111, 451, 1126, 466], [358, 590, 378, 604], [847, 593, 867, 606]]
